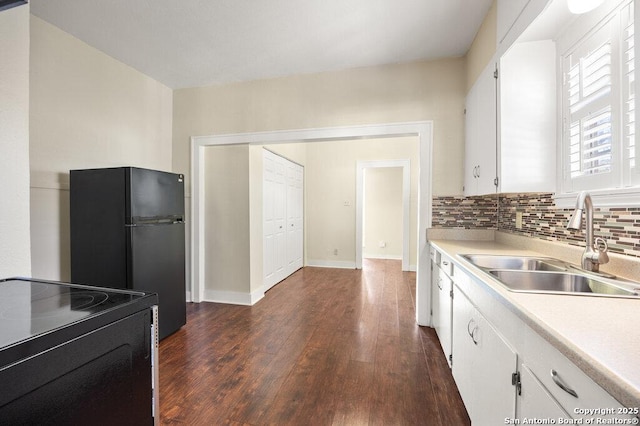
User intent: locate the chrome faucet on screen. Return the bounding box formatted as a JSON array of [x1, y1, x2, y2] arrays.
[[566, 191, 609, 272]]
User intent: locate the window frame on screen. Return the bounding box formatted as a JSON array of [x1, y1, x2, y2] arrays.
[[555, 0, 639, 207]]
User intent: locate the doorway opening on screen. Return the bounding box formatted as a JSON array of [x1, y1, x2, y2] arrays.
[[356, 160, 410, 271], [190, 121, 433, 325]]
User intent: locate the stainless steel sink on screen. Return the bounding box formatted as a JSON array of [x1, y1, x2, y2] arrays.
[[488, 270, 639, 297], [460, 254, 569, 272], [459, 253, 640, 298]]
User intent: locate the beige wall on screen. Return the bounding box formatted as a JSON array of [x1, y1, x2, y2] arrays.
[[305, 137, 418, 267], [363, 167, 403, 259], [173, 59, 466, 197], [0, 4, 31, 277], [465, 0, 497, 92], [204, 145, 251, 295], [29, 16, 174, 280]]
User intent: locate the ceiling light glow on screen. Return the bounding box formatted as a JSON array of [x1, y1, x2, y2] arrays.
[[567, 0, 605, 14]]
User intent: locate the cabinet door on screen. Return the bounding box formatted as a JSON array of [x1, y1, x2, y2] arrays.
[[451, 285, 478, 417], [498, 40, 556, 193], [475, 63, 498, 195], [452, 285, 518, 424], [464, 90, 478, 195], [524, 328, 638, 423], [431, 261, 441, 330], [436, 269, 452, 366], [518, 365, 571, 420], [473, 314, 518, 425], [464, 61, 497, 196]]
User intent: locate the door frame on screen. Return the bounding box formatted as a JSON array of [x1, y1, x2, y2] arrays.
[[190, 121, 433, 325], [356, 159, 411, 271]]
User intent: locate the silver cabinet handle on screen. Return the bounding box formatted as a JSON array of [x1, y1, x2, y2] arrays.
[[551, 370, 578, 398], [437, 277, 443, 290], [467, 319, 479, 345]]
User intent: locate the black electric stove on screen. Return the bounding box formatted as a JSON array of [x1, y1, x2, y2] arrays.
[[0, 277, 159, 425]]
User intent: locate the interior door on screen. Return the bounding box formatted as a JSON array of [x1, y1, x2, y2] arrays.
[[263, 150, 287, 289], [286, 161, 304, 275]]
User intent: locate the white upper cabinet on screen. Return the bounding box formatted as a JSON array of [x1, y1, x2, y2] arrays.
[[498, 39, 557, 193], [464, 0, 560, 195], [464, 61, 498, 196]]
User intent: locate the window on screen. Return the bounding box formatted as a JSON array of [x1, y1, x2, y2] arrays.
[[559, 0, 638, 201]]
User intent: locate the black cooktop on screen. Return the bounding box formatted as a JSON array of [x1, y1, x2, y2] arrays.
[[0, 278, 158, 365]]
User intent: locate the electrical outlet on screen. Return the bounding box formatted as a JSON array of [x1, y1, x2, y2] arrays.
[[515, 211, 523, 229]]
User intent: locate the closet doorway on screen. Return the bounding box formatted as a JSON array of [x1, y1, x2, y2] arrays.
[[263, 149, 304, 291]]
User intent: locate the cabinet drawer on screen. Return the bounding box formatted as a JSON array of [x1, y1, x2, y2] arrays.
[[438, 268, 452, 290], [429, 246, 439, 263], [440, 253, 454, 277], [524, 329, 635, 421]]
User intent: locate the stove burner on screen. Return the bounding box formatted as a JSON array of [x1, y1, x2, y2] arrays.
[[0, 290, 110, 320]]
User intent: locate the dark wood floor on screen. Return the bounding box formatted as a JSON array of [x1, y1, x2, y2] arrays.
[[159, 259, 470, 425]]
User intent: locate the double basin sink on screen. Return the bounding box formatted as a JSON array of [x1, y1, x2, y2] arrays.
[[459, 254, 640, 298]]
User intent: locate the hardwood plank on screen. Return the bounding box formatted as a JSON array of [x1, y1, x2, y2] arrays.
[[159, 259, 470, 425]]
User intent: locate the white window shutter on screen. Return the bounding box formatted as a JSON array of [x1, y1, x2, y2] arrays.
[[563, 21, 616, 191], [623, 2, 639, 185]]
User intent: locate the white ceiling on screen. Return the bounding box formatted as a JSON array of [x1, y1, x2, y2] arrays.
[[30, 0, 493, 89]]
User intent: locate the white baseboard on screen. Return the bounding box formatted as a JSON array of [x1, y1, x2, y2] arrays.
[[202, 288, 264, 306], [363, 254, 402, 260], [305, 259, 416, 271], [191, 259, 415, 306], [362, 256, 417, 272], [305, 259, 356, 269]]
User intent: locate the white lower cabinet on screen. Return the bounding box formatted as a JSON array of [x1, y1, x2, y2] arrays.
[[518, 365, 571, 420], [452, 284, 518, 425], [431, 249, 453, 366], [435, 265, 453, 365], [437, 252, 638, 426], [520, 328, 638, 423]]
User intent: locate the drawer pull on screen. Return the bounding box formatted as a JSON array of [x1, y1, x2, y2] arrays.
[[551, 370, 578, 398], [467, 319, 479, 345]]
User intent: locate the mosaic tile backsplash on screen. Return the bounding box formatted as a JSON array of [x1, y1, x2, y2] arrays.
[[432, 193, 640, 259]]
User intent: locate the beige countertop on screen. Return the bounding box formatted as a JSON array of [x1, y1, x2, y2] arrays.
[[428, 232, 640, 408]]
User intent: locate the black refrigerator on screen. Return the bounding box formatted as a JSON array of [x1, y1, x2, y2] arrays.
[[70, 166, 186, 340]]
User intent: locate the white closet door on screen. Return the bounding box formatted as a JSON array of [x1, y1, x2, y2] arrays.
[[286, 161, 304, 275], [263, 150, 287, 289], [263, 150, 303, 291]]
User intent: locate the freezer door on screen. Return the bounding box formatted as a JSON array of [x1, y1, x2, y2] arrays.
[[129, 223, 186, 340], [127, 168, 184, 221]]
